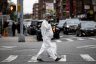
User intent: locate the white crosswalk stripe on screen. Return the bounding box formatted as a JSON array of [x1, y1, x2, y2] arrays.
[[80, 54, 95, 61], [1, 46, 17, 49], [60, 36, 64, 38], [28, 56, 38, 62], [76, 38, 85, 40], [59, 55, 67, 62], [89, 38, 96, 40], [1, 55, 18, 62], [1, 54, 96, 62], [55, 40, 62, 43], [70, 37, 85, 41], [64, 38, 74, 42], [60, 37, 96, 42]]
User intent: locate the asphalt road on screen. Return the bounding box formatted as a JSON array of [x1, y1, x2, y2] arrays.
[[0, 33, 96, 64]]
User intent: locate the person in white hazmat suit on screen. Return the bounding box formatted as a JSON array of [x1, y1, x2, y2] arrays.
[[30, 13, 62, 62]]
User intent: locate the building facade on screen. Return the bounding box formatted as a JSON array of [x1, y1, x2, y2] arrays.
[[33, 0, 54, 19], [33, 0, 95, 20], [0, 0, 9, 15], [56, 0, 95, 20], [33, 3, 39, 19]]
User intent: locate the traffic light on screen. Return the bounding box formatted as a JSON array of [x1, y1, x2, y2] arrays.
[[9, 5, 16, 21]]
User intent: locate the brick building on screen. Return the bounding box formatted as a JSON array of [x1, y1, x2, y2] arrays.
[[33, 0, 95, 20], [33, 0, 54, 19], [0, 0, 8, 15], [33, 3, 39, 19], [57, 0, 95, 20]]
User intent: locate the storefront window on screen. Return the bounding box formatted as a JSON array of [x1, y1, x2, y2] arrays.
[[92, 0, 96, 5], [84, 0, 91, 5]]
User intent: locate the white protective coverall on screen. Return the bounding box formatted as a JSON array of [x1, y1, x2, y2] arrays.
[[33, 20, 57, 60]]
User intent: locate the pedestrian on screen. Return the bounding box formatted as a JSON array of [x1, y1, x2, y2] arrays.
[[31, 13, 63, 62], [12, 22, 16, 36], [3, 20, 9, 36], [16, 22, 20, 34]]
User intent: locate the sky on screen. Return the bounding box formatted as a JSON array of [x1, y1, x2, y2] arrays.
[[11, 0, 38, 14]]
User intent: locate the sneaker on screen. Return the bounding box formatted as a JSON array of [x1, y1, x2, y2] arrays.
[[37, 58, 44, 62], [55, 57, 61, 61]]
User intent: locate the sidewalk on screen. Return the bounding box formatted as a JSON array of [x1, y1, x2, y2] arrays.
[[0, 35, 37, 43]]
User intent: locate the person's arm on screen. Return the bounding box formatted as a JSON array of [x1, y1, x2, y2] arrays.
[[41, 20, 48, 37]]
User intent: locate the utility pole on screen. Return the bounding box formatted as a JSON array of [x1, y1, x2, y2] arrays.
[[17, 0, 25, 42], [0, 15, 2, 38]]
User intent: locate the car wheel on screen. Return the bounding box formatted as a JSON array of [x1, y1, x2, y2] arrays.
[[37, 36, 41, 41], [63, 28, 68, 35], [76, 31, 79, 36], [76, 30, 82, 37]]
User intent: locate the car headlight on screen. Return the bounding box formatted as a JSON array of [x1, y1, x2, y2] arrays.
[[66, 25, 69, 27]]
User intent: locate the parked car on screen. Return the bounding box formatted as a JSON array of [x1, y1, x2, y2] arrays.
[[27, 20, 39, 35], [36, 20, 60, 41], [76, 21, 96, 36], [36, 20, 43, 41], [23, 19, 32, 27], [63, 18, 81, 34], [57, 20, 66, 31]]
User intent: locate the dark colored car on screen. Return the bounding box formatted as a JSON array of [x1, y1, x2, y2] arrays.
[[36, 21, 60, 41], [57, 20, 66, 31], [76, 21, 96, 36], [27, 20, 39, 35], [36, 20, 43, 41], [63, 18, 81, 34]]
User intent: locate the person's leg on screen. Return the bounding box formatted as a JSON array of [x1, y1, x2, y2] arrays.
[[51, 42, 57, 56], [33, 43, 45, 60], [30, 44, 45, 62], [47, 47, 57, 60], [47, 42, 57, 58], [46, 39, 61, 61], [45, 39, 57, 60]]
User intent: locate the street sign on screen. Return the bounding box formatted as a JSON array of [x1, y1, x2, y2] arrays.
[[18, 4, 21, 12]]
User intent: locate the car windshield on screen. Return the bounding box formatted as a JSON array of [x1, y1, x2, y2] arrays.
[[81, 21, 96, 28], [31, 20, 38, 26], [37, 21, 42, 25], [23, 19, 32, 27], [57, 20, 66, 27], [66, 19, 80, 25], [24, 22, 31, 27]]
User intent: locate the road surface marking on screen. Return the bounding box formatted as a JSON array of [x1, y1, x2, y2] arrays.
[[65, 38, 74, 42], [28, 56, 38, 62], [59, 55, 66, 62], [28, 55, 67, 62], [89, 38, 96, 40], [2, 55, 18, 62], [1, 46, 17, 48], [72, 37, 85, 40], [60, 36, 63, 38], [80, 54, 95, 61], [77, 38, 85, 40], [55, 40, 62, 43], [77, 45, 96, 48]]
